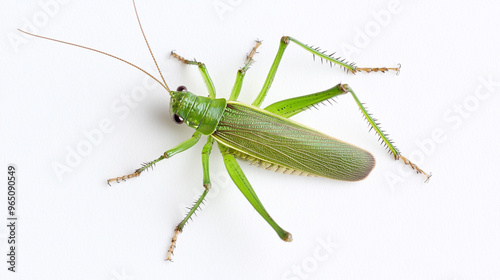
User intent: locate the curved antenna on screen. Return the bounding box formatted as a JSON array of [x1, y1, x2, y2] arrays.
[[132, 0, 170, 93], [17, 29, 171, 94]]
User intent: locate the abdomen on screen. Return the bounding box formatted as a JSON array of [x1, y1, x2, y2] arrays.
[[212, 102, 375, 181]]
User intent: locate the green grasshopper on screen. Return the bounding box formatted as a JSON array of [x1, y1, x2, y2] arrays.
[[20, 0, 430, 261]]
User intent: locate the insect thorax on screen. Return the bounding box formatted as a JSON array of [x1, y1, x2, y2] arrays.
[[170, 91, 227, 135]]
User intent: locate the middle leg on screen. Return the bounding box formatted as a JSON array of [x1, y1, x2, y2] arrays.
[[107, 132, 202, 185], [166, 136, 215, 261]]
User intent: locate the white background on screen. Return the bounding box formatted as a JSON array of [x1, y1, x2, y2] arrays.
[[1, 0, 500, 279]]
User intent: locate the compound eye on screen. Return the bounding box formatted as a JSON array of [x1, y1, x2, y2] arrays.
[[173, 113, 184, 124], [176, 85, 187, 92]]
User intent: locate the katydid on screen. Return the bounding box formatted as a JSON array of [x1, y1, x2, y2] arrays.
[[19, 0, 430, 261]]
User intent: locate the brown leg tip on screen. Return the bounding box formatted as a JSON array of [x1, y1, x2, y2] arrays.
[[106, 171, 140, 185]]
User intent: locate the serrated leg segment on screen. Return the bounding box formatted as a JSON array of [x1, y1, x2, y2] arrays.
[[107, 132, 202, 185], [252, 36, 400, 108], [166, 137, 214, 261]]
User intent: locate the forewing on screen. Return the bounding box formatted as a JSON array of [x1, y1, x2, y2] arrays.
[[212, 102, 375, 181]]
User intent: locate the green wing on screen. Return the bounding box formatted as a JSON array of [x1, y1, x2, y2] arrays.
[[212, 102, 375, 181]]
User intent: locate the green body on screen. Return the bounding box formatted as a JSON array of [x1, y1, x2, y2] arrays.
[[215, 102, 374, 181], [171, 90, 375, 181]]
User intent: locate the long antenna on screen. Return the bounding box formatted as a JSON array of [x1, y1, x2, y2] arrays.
[[17, 1, 174, 95], [18, 29, 170, 94], [132, 0, 170, 93]]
